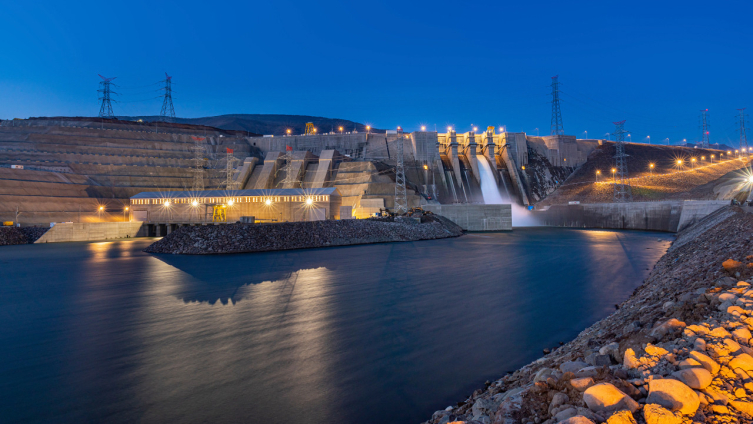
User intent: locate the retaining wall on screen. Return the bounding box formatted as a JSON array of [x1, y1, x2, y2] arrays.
[[35, 222, 144, 243], [423, 204, 512, 231], [534, 200, 728, 232]]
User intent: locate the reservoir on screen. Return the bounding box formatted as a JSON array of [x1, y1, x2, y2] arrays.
[[0, 228, 672, 424]]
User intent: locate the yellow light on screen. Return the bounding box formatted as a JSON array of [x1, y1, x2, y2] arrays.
[[691, 158, 696, 162], [447, 126, 452, 132], [124, 207, 129, 211], [473, 127, 478, 132], [596, 170, 601, 174], [677, 160, 683, 165], [286, 129, 291, 134], [265, 199, 272, 206], [649, 163, 654, 168], [521, 165, 525, 170], [339, 126, 343, 131], [306, 197, 313, 205], [423, 164, 429, 170], [228, 200, 234, 206], [611, 168, 616, 173], [313, 128, 317, 133], [749, 175, 753, 183], [191, 200, 199, 207], [366, 125, 370, 130], [729, 151, 732, 154], [99, 206, 104, 211], [164, 201, 170, 207], [701, 156, 705, 160], [711, 155, 715, 158], [421, 126, 426, 131]]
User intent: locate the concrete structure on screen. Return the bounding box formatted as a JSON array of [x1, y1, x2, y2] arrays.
[[534, 200, 728, 232], [423, 204, 512, 231], [130, 188, 343, 223], [35, 222, 144, 243]]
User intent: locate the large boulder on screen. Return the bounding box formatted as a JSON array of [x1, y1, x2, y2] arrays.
[[606, 410, 637, 424], [557, 416, 595, 424], [583, 383, 639, 414], [643, 403, 682, 424], [688, 351, 720, 375], [729, 353, 753, 371], [560, 361, 588, 374], [650, 318, 686, 340], [671, 368, 712, 389], [646, 379, 700, 415]]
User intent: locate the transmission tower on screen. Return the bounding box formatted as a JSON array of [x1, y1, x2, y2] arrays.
[[738, 109, 749, 154], [612, 120, 632, 203], [225, 148, 238, 190], [97, 74, 117, 118], [550, 75, 564, 136], [160, 72, 175, 122], [393, 128, 408, 214], [700, 109, 710, 148], [190, 136, 206, 191]]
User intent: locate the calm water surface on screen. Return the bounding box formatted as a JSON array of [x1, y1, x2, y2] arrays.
[[0, 228, 672, 424]]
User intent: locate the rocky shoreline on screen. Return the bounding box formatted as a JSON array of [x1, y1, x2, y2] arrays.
[[0, 226, 49, 246], [425, 206, 753, 424], [144, 214, 464, 255]]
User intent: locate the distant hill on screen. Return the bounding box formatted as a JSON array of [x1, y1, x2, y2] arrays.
[[119, 114, 380, 136]]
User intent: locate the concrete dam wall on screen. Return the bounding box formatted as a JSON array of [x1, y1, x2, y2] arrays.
[[534, 200, 729, 232]]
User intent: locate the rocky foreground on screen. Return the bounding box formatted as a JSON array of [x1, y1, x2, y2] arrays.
[[144, 214, 464, 255], [0, 226, 49, 246], [425, 206, 753, 424]]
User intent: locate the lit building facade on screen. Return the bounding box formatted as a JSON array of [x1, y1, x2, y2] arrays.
[[129, 188, 342, 223]]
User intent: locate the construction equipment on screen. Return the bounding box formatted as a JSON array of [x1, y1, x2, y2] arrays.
[[2, 221, 13, 226], [305, 122, 316, 135]]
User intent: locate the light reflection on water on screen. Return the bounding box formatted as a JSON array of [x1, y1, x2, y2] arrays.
[[0, 229, 672, 424]]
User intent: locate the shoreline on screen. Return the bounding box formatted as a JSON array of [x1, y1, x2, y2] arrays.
[[143, 214, 464, 255], [424, 205, 753, 424]]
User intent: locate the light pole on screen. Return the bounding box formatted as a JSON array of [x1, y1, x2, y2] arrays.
[[691, 157, 696, 169], [611, 168, 616, 183], [711, 154, 715, 163], [676, 159, 683, 172], [649, 163, 654, 175], [665, 138, 669, 145], [366, 125, 370, 134], [627, 134, 631, 143], [596, 169, 600, 182], [583, 131, 588, 140], [339, 126, 343, 134], [124, 206, 129, 222], [647, 135, 651, 144], [534, 128, 539, 136]]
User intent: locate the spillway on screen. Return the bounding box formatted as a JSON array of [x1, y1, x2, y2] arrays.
[[476, 156, 505, 204]]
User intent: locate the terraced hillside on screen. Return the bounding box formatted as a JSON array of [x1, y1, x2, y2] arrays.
[[538, 142, 752, 206], [0, 118, 262, 224]]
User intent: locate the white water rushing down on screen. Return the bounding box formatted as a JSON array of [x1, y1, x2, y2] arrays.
[[476, 156, 540, 227]]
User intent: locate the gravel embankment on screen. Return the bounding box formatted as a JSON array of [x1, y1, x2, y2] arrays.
[[144, 215, 464, 255], [0, 226, 49, 246], [424, 206, 753, 424]]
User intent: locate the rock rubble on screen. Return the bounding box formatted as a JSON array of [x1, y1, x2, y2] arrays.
[[0, 226, 48, 245], [424, 207, 753, 424], [144, 214, 464, 255]]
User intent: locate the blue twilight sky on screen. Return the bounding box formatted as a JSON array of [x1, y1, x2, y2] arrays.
[[1, 0, 752, 145]]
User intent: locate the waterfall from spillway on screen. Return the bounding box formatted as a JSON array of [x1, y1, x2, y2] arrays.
[[476, 156, 540, 227], [476, 156, 505, 204]]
